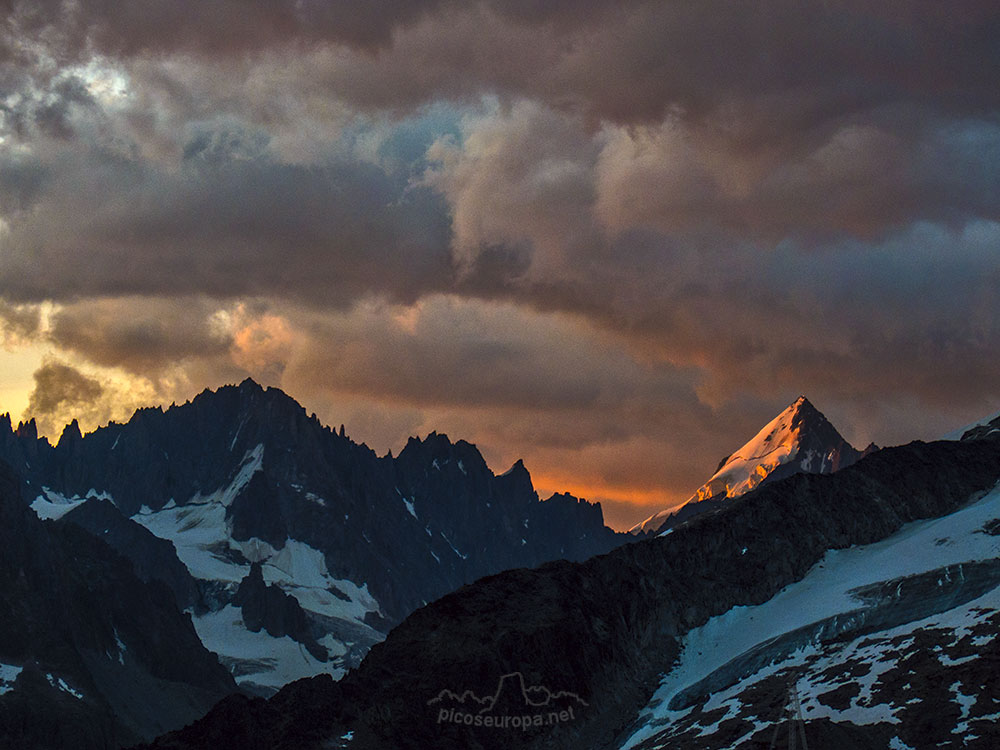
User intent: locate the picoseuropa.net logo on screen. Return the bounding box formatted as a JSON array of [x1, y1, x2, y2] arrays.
[[427, 672, 587, 731]]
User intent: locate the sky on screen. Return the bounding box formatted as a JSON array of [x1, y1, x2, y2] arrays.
[[0, 1, 998, 530]]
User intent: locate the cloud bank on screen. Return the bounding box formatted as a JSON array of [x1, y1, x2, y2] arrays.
[[1, 0, 998, 527]]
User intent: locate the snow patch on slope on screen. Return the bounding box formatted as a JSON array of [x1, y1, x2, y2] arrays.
[[134, 496, 246, 583], [942, 409, 1000, 441], [632, 397, 850, 535], [192, 605, 346, 692], [396, 487, 417, 518], [45, 673, 83, 700], [125, 442, 384, 690], [132, 444, 265, 582], [622, 483, 1000, 749], [188, 443, 264, 507], [258, 538, 380, 624], [135, 502, 380, 625], [440, 531, 468, 559], [0, 664, 22, 696], [30, 487, 114, 520], [690, 397, 812, 504]]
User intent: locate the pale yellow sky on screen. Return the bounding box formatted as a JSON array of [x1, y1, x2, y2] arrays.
[[0, 345, 46, 421]]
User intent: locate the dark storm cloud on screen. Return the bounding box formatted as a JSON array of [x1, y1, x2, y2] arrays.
[[30, 76, 96, 139], [511, 222, 1000, 424], [420, 106, 1000, 423], [4, 1, 997, 251], [2, 0, 637, 60], [0, 146, 454, 306], [2, 0, 999, 527], [0, 299, 41, 343], [592, 116, 1000, 240], [20, 358, 164, 439], [416, 101, 1000, 424], [285, 296, 700, 413], [3, 0, 444, 55], [7, 1, 998, 123], [25, 360, 102, 420], [47, 297, 232, 372], [281, 1, 1000, 130]]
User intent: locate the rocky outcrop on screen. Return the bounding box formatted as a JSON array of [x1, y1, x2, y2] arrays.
[[233, 564, 326, 661], [140, 433, 1000, 749], [960, 413, 1000, 442], [59, 498, 203, 611]]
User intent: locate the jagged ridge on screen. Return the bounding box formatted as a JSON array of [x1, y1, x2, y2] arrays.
[[0, 379, 626, 694], [138, 431, 1000, 749]]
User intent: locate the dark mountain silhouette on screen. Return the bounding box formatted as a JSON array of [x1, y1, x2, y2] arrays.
[[137, 429, 1000, 750], [0, 379, 627, 694], [0, 460, 237, 749]]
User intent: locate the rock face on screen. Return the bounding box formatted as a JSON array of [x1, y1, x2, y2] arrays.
[[958, 412, 1000, 442], [0, 379, 625, 694], [137, 431, 1000, 750], [60, 498, 203, 611], [632, 396, 876, 535], [233, 563, 327, 661], [0, 460, 237, 750]]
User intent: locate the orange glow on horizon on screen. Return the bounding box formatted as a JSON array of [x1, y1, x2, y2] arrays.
[[531, 471, 689, 530]]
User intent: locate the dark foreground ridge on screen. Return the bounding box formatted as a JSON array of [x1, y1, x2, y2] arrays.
[[140, 433, 1000, 749], [0, 461, 237, 749]]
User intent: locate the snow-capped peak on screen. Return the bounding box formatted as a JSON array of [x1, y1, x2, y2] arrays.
[[631, 397, 870, 535], [692, 396, 824, 503]]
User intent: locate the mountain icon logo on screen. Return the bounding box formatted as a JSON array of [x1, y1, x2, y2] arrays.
[[429, 672, 587, 730]]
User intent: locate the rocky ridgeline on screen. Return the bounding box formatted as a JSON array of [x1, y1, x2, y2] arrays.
[[0, 379, 627, 745], [0, 379, 624, 627], [142, 433, 1000, 749]]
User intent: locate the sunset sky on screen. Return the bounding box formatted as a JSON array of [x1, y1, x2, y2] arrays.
[[1, 1, 998, 529]]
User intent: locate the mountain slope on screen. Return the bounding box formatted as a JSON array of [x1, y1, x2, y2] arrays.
[[632, 396, 874, 535], [0, 379, 625, 695], [139, 430, 1000, 750], [951, 411, 1000, 442], [622, 481, 1000, 749], [0, 460, 237, 749], [59, 498, 204, 611]]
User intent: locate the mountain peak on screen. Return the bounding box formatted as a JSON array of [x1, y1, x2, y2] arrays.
[[238, 377, 262, 391], [792, 394, 816, 413], [787, 394, 823, 419], [692, 396, 856, 502], [57, 419, 82, 448], [15, 418, 38, 441], [632, 396, 872, 535]]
